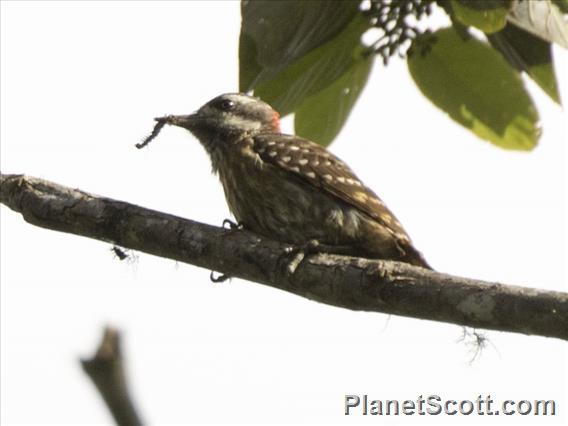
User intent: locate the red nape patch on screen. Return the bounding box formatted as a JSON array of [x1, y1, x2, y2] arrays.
[[271, 111, 281, 132]]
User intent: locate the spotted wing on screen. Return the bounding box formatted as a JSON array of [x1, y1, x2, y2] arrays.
[[252, 134, 411, 241]]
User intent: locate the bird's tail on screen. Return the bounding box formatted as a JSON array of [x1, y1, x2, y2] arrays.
[[403, 243, 433, 270]]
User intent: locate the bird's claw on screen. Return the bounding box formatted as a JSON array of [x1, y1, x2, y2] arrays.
[[282, 239, 321, 274], [210, 271, 230, 283], [222, 219, 244, 230]]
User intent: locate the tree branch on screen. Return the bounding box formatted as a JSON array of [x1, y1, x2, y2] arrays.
[[81, 326, 143, 426], [2, 173, 567, 340]]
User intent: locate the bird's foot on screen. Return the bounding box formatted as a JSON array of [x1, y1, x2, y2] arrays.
[[282, 239, 322, 274], [210, 270, 231, 283], [211, 219, 244, 282], [222, 218, 244, 231], [282, 240, 358, 274]]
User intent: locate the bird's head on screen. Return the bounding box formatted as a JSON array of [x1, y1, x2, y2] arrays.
[[166, 93, 281, 143]]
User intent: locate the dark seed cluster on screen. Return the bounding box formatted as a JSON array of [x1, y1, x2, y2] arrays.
[[364, 0, 434, 65]]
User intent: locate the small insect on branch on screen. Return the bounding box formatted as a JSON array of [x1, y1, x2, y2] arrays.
[[135, 116, 171, 149], [111, 245, 129, 261]]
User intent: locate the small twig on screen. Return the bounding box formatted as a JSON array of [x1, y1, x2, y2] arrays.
[[81, 327, 143, 426]]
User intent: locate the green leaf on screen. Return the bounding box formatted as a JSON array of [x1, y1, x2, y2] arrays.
[[239, 31, 263, 93], [488, 23, 561, 104], [294, 54, 373, 147], [408, 27, 540, 151], [239, 0, 360, 91], [253, 14, 370, 115], [552, 0, 568, 14], [450, 0, 512, 33]]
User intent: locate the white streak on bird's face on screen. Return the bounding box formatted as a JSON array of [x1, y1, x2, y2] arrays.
[[210, 112, 264, 132]]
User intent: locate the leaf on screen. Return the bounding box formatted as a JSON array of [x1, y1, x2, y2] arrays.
[[239, 0, 360, 91], [294, 54, 373, 147], [488, 23, 561, 104], [239, 31, 263, 93], [450, 0, 512, 33], [552, 0, 568, 14], [253, 14, 370, 115], [407, 27, 541, 151], [507, 0, 568, 48]]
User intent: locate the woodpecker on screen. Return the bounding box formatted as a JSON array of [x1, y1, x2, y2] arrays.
[[144, 93, 430, 269]]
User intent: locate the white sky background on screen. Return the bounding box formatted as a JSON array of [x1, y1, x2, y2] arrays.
[[1, 1, 567, 425]]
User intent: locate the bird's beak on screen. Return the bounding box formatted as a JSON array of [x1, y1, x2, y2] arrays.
[[155, 113, 201, 130]]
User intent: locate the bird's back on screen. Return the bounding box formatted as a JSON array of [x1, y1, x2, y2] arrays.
[[216, 132, 431, 269]]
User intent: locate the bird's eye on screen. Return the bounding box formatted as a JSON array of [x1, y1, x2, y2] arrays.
[[218, 99, 235, 111]]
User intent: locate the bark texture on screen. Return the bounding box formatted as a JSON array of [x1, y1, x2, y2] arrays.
[[2, 173, 567, 340]]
